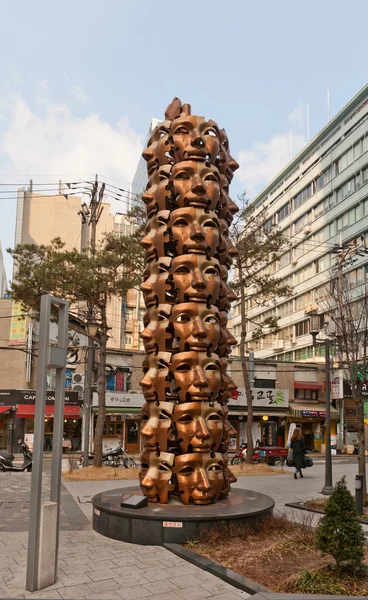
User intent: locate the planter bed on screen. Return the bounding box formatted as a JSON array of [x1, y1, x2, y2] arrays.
[[285, 500, 368, 526]]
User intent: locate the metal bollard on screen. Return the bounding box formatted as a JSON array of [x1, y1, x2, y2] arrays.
[[355, 474, 364, 515]]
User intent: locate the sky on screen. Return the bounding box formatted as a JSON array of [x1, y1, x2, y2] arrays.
[[0, 0, 368, 279]]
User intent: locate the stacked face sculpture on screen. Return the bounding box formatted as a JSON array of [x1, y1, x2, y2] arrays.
[[139, 98, 239, 505]]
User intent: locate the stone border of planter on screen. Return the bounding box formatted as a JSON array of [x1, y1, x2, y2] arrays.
[[285, 501, 368, 525]]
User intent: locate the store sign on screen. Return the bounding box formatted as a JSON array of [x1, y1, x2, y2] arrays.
[[9, 301, 26, 346], [301, 410, 326, 418], [331, 371, 344, 400], [231, 387, 289, 408], [0, 389, 81, 406], [92, 391, 145, 408]]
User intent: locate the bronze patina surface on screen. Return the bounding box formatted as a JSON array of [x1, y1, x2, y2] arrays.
[[139, 97, 239, 505]]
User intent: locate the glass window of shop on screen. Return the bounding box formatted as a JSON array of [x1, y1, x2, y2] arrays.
[[24, 416, 82, 451]]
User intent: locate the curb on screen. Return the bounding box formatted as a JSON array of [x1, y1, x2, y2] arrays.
[[285, 501, 368, 525], [164, 542, 271, 596]]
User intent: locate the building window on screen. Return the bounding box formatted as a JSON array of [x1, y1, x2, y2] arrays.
[[294, 182, 313, 210], [102, 421, 124, 438], [277, 202, 290, 223], [295, 320, 310, 337], [295, 388, 318, 400], [264, 217, 273, 232], [295, 346, 314, 360], [277, 351, 294, 362], [254, 378, 276, 389], [279, 251, 291, 269], [342, 177, 355, 199], [124, 335, 133, 346], [278, 300, 293, 318], [279, 325, 294, 341]]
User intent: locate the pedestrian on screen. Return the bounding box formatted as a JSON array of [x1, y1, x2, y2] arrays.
[[290, 427, 306, 479]]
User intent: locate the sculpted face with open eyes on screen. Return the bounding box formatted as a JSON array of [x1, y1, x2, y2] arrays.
[[216, 219, 239, 267], [170, 351, 221, 403], [140, 304, 172, 353], [171, 161, 221, 211], [141, 210, 170, 263], [141, 257, 173, 308], [218, 357, 237, 405], [171, 255, 221, 304], [170, 303, 220, 352], [142, 121, 172, 176], [142, 165, 172, 219], [172, 401, 224, 453], [169, 115, 220, 164], [217, 264, 238, 312], [140, 450, 175, 503], [141, 401, 174, 452], [169, 207, 220, 256], [174, 452, 224, 505], [217, 174, 239, 224], [139, 351, 172, 403]]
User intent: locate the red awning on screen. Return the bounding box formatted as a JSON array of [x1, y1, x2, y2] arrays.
[[294, 382, 323, 390], [16, 405, 80, 418], [0, 406, 12, 414]]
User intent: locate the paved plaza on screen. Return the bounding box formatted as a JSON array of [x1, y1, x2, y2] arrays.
[[0, 458, 364, 599]]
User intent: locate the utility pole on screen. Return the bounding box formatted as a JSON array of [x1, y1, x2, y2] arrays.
[[80, 175, 105, 466], [321, 337, 334, 495]]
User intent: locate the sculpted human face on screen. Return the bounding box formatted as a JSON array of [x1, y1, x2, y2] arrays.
[[172, 255, 221, 304], [171, 351, 221, 403], [141, 401, 174, 452], [218, 357, 237, 404], [217, 265, 237, 311], [140, 450, 175, 503], [217, 219, 239, 267], [142, 165, 172, 219], [171, 303, 220, 352], [217, 128, 239, 181], [171, 161, 220, 211], [169, 207, 219, 256], [220, 456, 238, 499], [174, 453, 224, 505], [173, 401, 224, 453], [142, 121, 172, 175], [170, 115, 220, 164], [219, 419, 237, 452], [218, 175, 239, 224], [141, 210, 170, 262], [141, 304, 172, 353], [141, 257, 173, 308], [140, 351, 172, 402]]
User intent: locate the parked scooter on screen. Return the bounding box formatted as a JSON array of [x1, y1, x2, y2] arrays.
[[0, 438, 33, 472], [79, 440, 137, 468]]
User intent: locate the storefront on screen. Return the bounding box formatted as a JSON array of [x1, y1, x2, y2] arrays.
[[91, 391, 145, 453], [0, 389, 82, 451], [288, 402, 338, 451], [228, 386, 290, 449]]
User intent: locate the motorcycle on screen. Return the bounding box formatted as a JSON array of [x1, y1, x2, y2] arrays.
[[0, 439, 33, 472], [79, 441, 138, 469], [230, 442, 247, 465]]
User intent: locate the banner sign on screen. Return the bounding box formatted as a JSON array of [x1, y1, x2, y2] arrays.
[[92, 391, 145, 408], [0, 389, 81, 406], [331, 371, 344, 400], [231, 387, 289, 408], [9, 301, 26, 346]]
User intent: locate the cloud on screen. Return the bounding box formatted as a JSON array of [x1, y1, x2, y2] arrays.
[[236, 102, 307, 198], [71, 85, 89, 105], [0, 95, 143, 190]]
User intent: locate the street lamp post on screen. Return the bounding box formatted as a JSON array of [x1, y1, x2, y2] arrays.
[[310, 314, 334, 496], [82, 322, 99, 468]]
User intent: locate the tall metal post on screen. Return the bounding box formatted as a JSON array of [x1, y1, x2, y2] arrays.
[[83, 338, 94, 465], [321, 338, 334, 495], [26, 295, 69, 592]]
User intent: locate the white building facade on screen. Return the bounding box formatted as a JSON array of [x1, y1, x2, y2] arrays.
[[232, 84, 368, 363]]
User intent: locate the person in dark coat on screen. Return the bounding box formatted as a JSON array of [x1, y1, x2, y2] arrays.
[[290, 427, 306, 479]]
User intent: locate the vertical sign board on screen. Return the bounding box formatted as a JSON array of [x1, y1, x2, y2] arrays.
[[331, 371, 344, 400], [9, 301, 26, 345]]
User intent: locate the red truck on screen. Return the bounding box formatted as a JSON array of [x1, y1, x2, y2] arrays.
[[231, 444, 288, 467]]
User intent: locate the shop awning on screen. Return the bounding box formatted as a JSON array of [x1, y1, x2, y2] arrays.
[[229, 410, 289, 417], [294, 382, 323, 390], [16, 405, 80, 418], [0, 406, 12, 414], [290, 402, 338, 417]]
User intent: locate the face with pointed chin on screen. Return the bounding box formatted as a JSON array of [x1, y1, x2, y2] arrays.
[[171, 255, 221, 304], [140, 450, 175, 503], [174, 452, 224, 505], [170, 351, 221, 403], [173, 401, 224, 453]]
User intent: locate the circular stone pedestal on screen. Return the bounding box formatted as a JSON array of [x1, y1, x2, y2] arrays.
[[92, 487, 274, 545]]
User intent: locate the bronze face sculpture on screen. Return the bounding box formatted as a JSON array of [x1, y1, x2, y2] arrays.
[[141, 401, 174, 452], [172, 401, 224, 453], [139, 98, 238, 504], [171, 303, 220, 352], [169, 207, 220, 256]]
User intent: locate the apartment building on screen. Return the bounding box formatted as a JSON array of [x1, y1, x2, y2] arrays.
[[231, 83, 368, 366], [0, 242, 7, 298]]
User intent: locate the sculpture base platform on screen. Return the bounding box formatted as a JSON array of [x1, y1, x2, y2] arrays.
[[92, 486, 274, 545]]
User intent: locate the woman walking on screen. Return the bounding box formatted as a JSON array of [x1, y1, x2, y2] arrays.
[[290, 427, 306, 479]]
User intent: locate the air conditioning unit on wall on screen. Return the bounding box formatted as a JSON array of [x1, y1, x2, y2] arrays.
[[72, 372, 85, 393]]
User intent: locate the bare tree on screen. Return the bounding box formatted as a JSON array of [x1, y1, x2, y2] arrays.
[[230, 194, 292, 462], [320, 268, 368, 497]]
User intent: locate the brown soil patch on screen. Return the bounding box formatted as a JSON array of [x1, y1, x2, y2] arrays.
[[62, 466, 140, 481], [304, 497, 368, 516], [230, 463, 284, 477], [190, 515, 368, 595]]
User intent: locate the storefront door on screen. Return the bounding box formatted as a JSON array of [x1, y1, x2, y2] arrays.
[[125, 419, 140, 453]]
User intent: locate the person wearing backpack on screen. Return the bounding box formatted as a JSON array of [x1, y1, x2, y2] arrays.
[[290, 427, 306, 479]]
